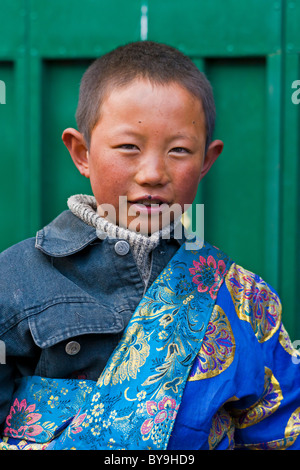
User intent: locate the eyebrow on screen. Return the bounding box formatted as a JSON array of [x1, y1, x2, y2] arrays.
[[109, 127, 145, 139], [171, 133, 199, 143], [110, 126, 200, 146], [113, 128, 198, 140], [115, 129, 143, 136]]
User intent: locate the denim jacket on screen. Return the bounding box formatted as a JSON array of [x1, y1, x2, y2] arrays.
[[0, 210, 183, 426]]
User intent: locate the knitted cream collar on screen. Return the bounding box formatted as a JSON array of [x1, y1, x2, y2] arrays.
[[67, 194, 182, 283], [67, 194, 180, 243]]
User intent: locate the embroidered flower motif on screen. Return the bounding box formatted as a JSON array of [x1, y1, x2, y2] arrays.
[[231, 367, 283, 428], [141, 396, 179, 444], [110, 410, 117, 420], [174, 273, 193, 295], [159, 314, 174, 328], [69, 410, 87, 435], [158, 330, 168, 340], [92, 392, 101, 402], [189, 305, 235, 380], [107, 438, 116, 448], [91, 403, 104, 420], [48, 395, 59, 408], [99, 323, 150, 386], [225, 264, 281, 342], [4, 398, 43, 439], [208, 407, 234, 450], [137, 390, 146, 401], [91, 424, 101, 436], [189, 255, 227, 299]]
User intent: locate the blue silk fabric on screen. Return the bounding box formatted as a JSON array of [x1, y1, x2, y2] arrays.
[[1, 240, 300, 450]]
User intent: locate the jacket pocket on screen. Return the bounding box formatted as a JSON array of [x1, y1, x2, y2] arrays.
[[28, 299, 124, 347], [28, 299, 128, 378]]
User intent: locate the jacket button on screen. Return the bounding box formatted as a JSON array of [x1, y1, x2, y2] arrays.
[[65, 341, 81, 355], [114, 240, 130, 256]]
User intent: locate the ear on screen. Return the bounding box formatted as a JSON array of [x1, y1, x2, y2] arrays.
[[199, 139, 224, 181], [62, 128, 90, 178]]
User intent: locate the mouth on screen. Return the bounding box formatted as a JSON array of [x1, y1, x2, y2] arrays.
[[128, 196, 170, 214]]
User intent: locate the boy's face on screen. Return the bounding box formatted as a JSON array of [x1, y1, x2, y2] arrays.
[[63, 79, 223, 234]]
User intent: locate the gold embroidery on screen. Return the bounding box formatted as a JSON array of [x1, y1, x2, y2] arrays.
[[279, 324, 300, 362], [188, 305, 235, 381], [232, 367, 283, 428], [98, 323, 151, 386], [225, 264, 281, 342], [234, 407, 300, 450], [208, 407, 235, 449], [284, 406, 300, 446]]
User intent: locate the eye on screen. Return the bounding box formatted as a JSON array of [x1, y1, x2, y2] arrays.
[[170, 147, 191, 155], [117, 144, 139, 151]]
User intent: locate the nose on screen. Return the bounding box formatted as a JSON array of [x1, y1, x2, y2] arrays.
[[134, 154, 170, 187]]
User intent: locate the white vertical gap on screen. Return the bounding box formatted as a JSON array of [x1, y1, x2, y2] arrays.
[[140, 3, 148, 41]]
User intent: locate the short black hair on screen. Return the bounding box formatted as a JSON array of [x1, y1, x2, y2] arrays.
[[76, 41, 216, 152]]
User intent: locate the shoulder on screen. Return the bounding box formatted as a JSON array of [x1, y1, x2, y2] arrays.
[[0, 236, 41, 273], [0, 210, 99, 332], [0, 212, 75, 329], [223, 262, 281, 342], [0, 236, 47, 337]]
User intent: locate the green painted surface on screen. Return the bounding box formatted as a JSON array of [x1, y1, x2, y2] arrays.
[[202, 58, 267, 276], [41, 60, 92, 227]]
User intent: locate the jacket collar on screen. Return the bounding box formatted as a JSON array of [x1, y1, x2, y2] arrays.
[[35, 210, 99, 257], [35, 210, 185, 257]]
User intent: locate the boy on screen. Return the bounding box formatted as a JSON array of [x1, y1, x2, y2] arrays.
[[0, 41, 299, 450]]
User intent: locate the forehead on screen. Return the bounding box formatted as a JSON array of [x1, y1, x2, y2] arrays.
[[98, 78, 205, 130], [103, 77, 202, 105]]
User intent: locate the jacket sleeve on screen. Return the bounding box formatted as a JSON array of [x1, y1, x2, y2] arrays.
[[0, 240, 41, 429], [224, 264, 300, 449], [0, 361, 18, 428]]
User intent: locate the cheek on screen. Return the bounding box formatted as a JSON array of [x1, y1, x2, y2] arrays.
[[176, 167, 202, 202], [88, 157, 129, 204], [89, 153, 109, 181]]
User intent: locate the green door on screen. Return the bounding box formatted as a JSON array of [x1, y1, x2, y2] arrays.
[[0, 0, 299, 339]]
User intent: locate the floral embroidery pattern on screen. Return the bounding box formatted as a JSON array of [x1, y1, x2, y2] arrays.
[[0, 436, 50, 450], [284, 407, 300, 446], [231, 367, 283, 428], [99, 323, 151, 386], [225, 264, 281, 342], [68, 411, 87, 435], [174, 272, 193, 296], [141, 397, 179, 445], [1, 241, 232, 450], [234, 407, 300, 450], [4, 398, 43, 440], [279, 324, 300, 362], [2, 376, 94, 446], [208, 407, 235, 450], [189, 305, 235, 380], [189, 255, 227, 299]]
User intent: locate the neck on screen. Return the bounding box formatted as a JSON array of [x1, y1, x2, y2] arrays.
[[67, 194, 182, 284]]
